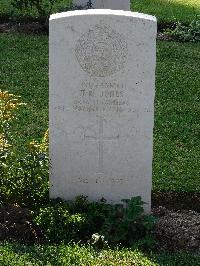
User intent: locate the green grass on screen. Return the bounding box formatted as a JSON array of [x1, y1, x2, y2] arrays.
[[0, 34, 48, 145], [0, 0, 199, 24], [0, 243, 156, 266], [0, 33, 199, 193], [1, 243, 200, 266], [132, 0, 200, 24], [154, 41, 200, 192]]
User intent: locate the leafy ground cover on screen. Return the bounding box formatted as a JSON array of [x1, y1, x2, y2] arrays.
[[0, 0, 199, 24], [1, 242, 200, 266], [0, 33, 199, 193], [0, 0, 72, 21]]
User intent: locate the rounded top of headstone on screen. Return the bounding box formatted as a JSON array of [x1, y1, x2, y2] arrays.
[[75, 24, 128, 77], [50, 10, 157, 23]]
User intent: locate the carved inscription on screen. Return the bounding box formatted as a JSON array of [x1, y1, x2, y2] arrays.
[[73, 80, 135, 113], [73, 176, 130, 185], [75, 24, 128, 77]]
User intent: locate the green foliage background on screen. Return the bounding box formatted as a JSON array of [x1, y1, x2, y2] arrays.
[[0, 0, 199, 23]]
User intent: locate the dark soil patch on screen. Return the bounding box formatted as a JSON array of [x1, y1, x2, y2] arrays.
[[0, 204, 47, 244], [152, 192, 200, 213], [0, 22, 48, 35], [0, 21, 177, 41], [153, 206, 200, 252], [157, 32, 174, 41], [157, 22, 177, 32]]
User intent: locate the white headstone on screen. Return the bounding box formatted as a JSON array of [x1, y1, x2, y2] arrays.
[[74, 0, 130, 11], [49, 10, 157, 212]]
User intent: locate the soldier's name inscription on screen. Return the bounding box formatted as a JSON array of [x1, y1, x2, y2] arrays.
[[73, 80, 132, 113]]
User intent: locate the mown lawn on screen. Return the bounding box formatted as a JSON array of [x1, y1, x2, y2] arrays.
[[0, 33, 199, 193], [1, 243, 200, 266], [154, 40, 200, 192], [132, 0, 200, 24], [0, 0, 199, 23]]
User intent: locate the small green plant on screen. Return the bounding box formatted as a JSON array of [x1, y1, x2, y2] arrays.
[[101, 197, 156, 248], [0, 90, 49, 207], [0, 90, 25, 140], [33, 197, 109, 243], [12, 0, 47, 18], [0, 130, 49, 207], [33, 196, 156, 248], [11, 0, 58, 18], [165, 17, 200, 42], [0, 90, 25, 203], [34, 198, 87, 243]]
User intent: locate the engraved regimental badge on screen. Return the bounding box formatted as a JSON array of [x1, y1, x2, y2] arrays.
[[75, 24, 128, 77]]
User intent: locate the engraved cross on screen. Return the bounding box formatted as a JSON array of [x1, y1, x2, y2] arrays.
[[84, 116, 119, 174]]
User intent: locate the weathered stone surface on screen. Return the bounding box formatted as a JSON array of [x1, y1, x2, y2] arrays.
[[49, 10, 157, 212], [74, 0, 130, 11]]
